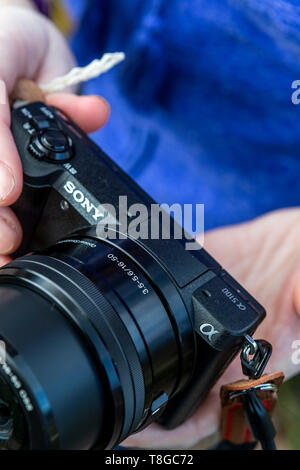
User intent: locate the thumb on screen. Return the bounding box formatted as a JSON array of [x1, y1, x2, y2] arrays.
[[0, 7, 74, 92]]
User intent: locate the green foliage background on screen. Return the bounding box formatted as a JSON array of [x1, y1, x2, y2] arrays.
[[277, 374, 300, 450]]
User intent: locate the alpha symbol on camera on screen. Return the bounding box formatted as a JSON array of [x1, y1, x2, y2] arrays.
[[199, 323, 219, 342]]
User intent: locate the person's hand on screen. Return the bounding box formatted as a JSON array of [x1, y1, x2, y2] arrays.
[[0, 6, 110, 264], [123, 208, 300, 448]]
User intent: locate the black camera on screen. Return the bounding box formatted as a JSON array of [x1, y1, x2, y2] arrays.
[[0, 102, 265, 449]]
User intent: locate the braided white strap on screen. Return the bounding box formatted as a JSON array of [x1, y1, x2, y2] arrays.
[[40, 52, 125, 94]]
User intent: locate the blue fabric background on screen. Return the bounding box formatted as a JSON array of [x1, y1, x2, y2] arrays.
[[64, 0, 300, 230]]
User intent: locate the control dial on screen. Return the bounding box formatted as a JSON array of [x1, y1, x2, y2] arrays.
[[28, 128, 73, 163]]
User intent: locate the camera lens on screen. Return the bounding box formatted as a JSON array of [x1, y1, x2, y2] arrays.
[[0, 400, 13, 446], [0, 282, 105, 449], [0, 230, 195, 449], [0, 375, 28, 449], [0, 402, 10, 425]]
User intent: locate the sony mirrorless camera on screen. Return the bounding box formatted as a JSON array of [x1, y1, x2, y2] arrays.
[[0, 102, 266, 449]]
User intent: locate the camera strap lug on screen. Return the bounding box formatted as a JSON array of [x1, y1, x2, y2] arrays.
[[240, 335, 273, 380]]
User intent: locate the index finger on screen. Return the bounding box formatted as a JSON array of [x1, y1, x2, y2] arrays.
[[0, 80, 23, 206]]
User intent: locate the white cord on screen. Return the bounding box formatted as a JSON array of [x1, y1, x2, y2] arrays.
[[40, 52, 125, 94]]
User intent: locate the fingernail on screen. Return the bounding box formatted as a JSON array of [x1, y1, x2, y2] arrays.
[[0, 161, 15, 201], [0, 216, 17, 254]]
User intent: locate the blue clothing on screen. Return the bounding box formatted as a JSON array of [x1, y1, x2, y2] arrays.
[[64, 0, 300, 230]]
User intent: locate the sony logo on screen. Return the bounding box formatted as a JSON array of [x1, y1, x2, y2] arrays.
[[63, 181, 105, 221]]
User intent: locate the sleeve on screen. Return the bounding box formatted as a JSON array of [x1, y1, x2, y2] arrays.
[[33, 0, 72, 35], [32, 0, 50, 15]]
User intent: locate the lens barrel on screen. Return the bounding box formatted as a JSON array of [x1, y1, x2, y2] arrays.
[[0, 231, 195, 449], [0, 283, 105, 449]]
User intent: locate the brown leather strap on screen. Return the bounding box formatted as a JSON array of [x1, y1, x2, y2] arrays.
[[10, 79, 45, 105], [220, 371, 284, 446]]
